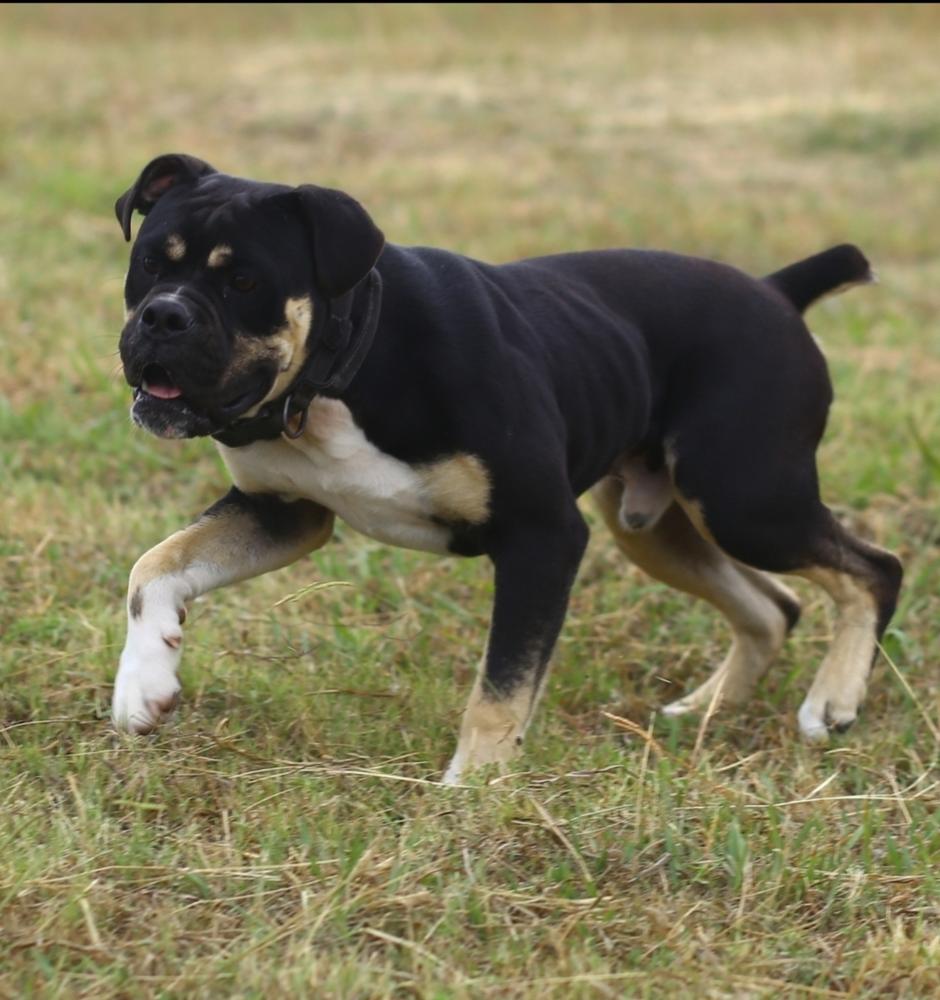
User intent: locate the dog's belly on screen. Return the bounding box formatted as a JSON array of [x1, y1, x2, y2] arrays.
[[217, 398, 457, 554]]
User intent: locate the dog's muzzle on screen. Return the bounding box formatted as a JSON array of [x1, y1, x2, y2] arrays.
[[121, 288, 273, 439]]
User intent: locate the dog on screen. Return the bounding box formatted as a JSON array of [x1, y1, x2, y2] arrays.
[[111, 153, 902, 783]]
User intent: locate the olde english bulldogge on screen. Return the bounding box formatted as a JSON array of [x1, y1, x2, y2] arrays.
[[111, 154, 902, 783]]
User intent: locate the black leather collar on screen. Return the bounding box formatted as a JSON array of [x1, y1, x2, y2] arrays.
[[212, 269, 382, 448]]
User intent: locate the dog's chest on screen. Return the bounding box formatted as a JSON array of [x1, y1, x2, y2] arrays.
[[218, 398, 455, 554]]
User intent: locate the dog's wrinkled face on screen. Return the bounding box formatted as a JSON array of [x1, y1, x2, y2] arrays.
[[117, 154, 384, 438]]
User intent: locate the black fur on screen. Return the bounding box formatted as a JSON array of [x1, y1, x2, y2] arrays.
[[204, 487, 325, 547], [765, 243, 872, 313]]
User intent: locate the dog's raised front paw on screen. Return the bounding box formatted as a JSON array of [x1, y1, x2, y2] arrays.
[[112, 638, 182, 734]]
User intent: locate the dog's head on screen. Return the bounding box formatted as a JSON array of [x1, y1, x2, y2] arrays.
[[116, 154, 384, 438]]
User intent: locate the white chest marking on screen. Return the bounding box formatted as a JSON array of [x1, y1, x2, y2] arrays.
[[218, 398, 455, 554]]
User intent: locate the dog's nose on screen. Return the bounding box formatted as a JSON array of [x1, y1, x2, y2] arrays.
[[139, 295, 196, 337]]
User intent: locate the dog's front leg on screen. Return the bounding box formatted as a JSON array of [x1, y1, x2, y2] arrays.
[[443, 514, 589, 784], [113, 488, 334, 733]]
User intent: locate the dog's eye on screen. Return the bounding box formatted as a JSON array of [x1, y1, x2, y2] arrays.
[[231, 274, 257, 293], [142, 256, 161, 275]]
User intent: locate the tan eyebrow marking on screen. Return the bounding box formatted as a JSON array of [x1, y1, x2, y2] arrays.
[[165, 234, 186, 261], [208, 244, 233, 268]]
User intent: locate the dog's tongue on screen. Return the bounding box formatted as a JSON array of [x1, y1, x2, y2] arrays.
[[142, 364, 183, 400], [148, 383, 183, 400]]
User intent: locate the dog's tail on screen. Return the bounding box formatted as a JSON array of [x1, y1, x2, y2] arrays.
[[764, 244, 874, 314]]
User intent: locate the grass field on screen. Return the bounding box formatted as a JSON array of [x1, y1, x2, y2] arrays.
[[1, 4, 939, 996]]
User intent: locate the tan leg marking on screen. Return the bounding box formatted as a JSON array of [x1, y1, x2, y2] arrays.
[[219, 296, 314, 420], [421, 453, 491, 525], [165, 234, 186, 261], [673, 492, 719, 547], [791, 566, 879, 742], [128, 498, 332, 595], [593, 476, 792, 712], [442, 666, 544, 785], [674, 484, 882, 739]]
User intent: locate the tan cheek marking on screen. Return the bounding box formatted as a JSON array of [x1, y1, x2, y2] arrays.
[[221, 296, 315, 419], [228, 335, 278, 377], [282, 296, 313, 366], [165, 234, 186, 261], [261, 296, 314, 396], [208, 244, 232, 268], [421, 454, 491, 525]]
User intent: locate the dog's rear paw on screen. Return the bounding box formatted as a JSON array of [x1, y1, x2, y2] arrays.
[[661, 696, 697, 717], [442, 733, 523, 786], [798, 692, 861, 744], [661, 667, 754, 718]]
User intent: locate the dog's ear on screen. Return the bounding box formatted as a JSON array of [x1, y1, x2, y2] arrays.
[[293, 185, 385, 298], [115, 154, 216, 241]]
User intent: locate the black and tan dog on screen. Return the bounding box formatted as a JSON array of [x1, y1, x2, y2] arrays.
[[112, 153, 902, 782]]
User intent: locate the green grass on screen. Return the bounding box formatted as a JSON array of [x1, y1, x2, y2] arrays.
[[1, 4, 938, 996]]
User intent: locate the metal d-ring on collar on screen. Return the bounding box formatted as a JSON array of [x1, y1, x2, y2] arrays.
[[281, 393, 307, 439], [211, 269, 383, 449]]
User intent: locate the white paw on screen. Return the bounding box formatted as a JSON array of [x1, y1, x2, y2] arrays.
[[441, 754, 464, 786], [797, 701, 831, 744], [112, 634, 182, 734], [662, 659, 757, 718], [662, 696, 696, 717], [798, 689, 862, 744], [662, 677, 731, 717]]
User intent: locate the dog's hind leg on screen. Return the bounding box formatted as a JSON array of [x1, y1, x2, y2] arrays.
[[593, 476, 800, 713], [789, 535, 901, 741], [669, 448, 902, 741]]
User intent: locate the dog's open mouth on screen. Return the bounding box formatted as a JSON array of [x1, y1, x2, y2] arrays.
[[129, 359, 274, 439], [139, 363, 183, 401]]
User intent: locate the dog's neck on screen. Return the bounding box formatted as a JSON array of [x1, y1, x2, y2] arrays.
[[212, 269, 383, 448]]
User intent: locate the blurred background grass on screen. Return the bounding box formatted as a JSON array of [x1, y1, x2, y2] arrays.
[[1, 4, 938, 997]]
